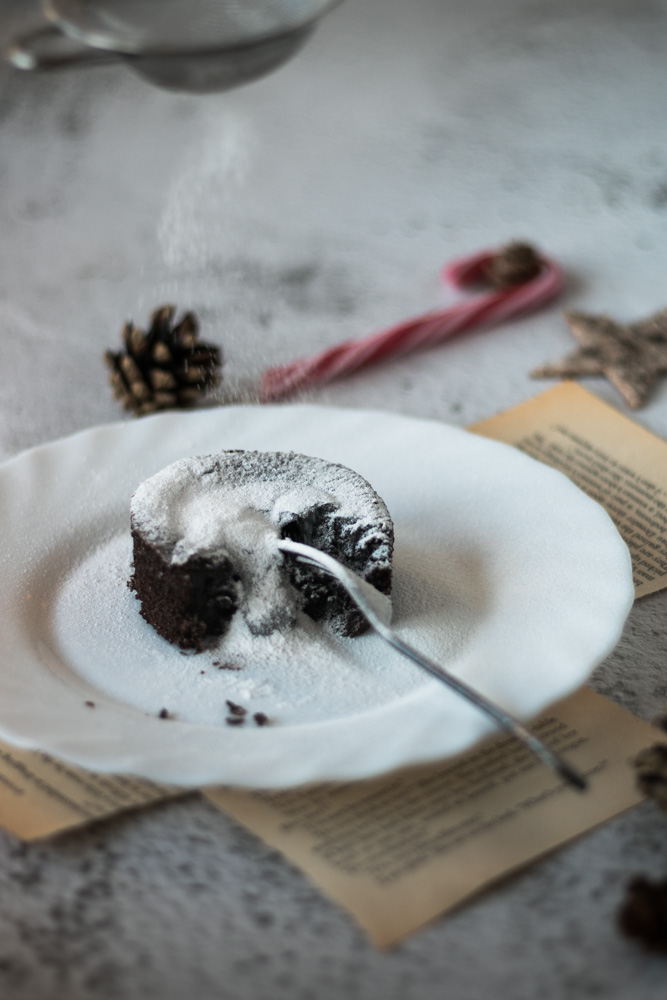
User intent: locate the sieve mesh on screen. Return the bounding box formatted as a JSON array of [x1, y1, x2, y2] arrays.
[[46, 0, 337, 52]]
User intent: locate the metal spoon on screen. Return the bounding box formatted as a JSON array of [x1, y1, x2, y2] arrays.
[[278, 538, 587, 791]]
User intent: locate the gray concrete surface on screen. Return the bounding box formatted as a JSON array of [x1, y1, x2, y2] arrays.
[[1, 0, 667, 996]]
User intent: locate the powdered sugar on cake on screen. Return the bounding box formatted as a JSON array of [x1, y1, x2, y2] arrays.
[[130, 450, 393, 641], [130, 451, 385, 560], [52, 531, 429, 728]]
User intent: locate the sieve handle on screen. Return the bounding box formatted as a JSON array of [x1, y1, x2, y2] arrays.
[[6, 23, 121, 72]]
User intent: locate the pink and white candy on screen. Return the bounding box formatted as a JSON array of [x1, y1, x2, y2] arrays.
[[260, 245, 564, 400]]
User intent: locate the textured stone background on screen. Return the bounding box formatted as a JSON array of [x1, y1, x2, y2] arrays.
[[1, 0, 667, 996]]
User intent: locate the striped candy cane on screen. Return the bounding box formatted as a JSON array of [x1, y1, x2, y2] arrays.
[[260, 243, 563, 400]]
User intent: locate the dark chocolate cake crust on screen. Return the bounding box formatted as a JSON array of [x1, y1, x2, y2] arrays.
[[129, 450, 394, 650], [129, 534, 240, 650]]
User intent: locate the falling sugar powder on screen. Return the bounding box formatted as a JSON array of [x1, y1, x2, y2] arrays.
[[158, 110, 257, 274]]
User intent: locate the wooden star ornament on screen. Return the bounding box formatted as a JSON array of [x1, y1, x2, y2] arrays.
[[532, 308, 667, 408]]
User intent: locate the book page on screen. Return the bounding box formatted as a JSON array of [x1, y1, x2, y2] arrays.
[[0, 742, 180, 840], [206, 688, 657, 948], [471, 381, 667, 597]]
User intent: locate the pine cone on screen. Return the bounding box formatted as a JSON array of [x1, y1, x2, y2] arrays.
[[618, 876, 667, 952], [104, 305, 222, 417], [634, 743, 667, 811]]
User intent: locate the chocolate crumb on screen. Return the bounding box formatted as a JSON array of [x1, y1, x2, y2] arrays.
[[226, 716, 245, 726], [159, 708, 170, 719], [213, 660, 241, 671], [253, 712, 269, 727], [85, 701, 95, 708], [226, 700, 247, 716]]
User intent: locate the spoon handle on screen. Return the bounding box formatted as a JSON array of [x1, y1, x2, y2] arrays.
[[278, 538, 587, 792]]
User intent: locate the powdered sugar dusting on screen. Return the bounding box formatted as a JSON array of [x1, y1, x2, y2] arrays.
[[36, 428, 484, 733], [52, 532, 434, 726], [130, 450, 393, 637], [131, 451, 385, 558]]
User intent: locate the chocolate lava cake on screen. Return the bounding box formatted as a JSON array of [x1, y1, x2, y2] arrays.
[[129, 450, 394, 650]]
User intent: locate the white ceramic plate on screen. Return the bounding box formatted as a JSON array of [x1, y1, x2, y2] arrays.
[[0, 405, 633, 787]]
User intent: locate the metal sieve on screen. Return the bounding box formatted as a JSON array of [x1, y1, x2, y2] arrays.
[[6, 0, 342, 92]]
